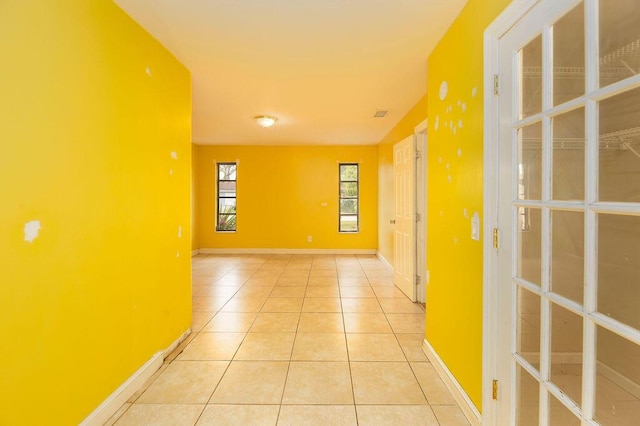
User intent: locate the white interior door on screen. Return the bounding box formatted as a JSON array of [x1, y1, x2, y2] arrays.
[[394, 136, 416, 300], [493, 0, 640, 424]]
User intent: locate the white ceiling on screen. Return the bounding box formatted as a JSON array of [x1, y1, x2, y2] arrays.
[[114, 0, 467, 145]]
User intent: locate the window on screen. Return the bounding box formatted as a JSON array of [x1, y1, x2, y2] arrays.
[[339, 163, 359, 232], [216, 162, 236, 231]]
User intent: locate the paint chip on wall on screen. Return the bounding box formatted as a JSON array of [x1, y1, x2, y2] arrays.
[[24, 220, 41, 243], [439, 81, 448, 100], [178, 226, 183, 238], [457, 148, 462, 157], [145, 67, 152, 76], [171, 151, 178, 160], [472, 86, 478, 98]]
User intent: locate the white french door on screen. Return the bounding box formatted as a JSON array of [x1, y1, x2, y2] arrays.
[[394, 136, 416, 300], [492, 0, 640, 424]]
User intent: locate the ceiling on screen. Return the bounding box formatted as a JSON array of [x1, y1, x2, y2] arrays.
[[114, 0, 467, 145]]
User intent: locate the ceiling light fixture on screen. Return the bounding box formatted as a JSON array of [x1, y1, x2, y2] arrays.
[[254, 115, 278, 128]]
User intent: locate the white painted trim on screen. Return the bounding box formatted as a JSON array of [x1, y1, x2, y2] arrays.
[[376, 251, 393, 271], [414, 122, 428, 304], [198, 248, 377, 255], [422, 339, 481, 425], [191, 249, 200, 257], [482, 1, 541, 424], [519, 351, 583, 366], [81, 329, 191, 426], [414, 118, 428, 134]]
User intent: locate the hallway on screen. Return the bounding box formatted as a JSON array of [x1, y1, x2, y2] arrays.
[[107, 254, 468, 425]]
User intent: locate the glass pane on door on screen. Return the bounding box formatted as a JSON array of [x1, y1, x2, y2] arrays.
[[595, 326, 640, 426], [517, 287, 541, 370], [549, 395, 581, 425], [516, 364, 540, 426], [518, 123, 543, 200], [550, 210, 584, 303], [552, 108, 585, 201], [597, 214, 640, 330], [598, 87, 640, 203], [520, 35, 543, 119], [550, 303, 583, 404], [517, 208, 542, 287], [599, 0, 640, 87], [553, 3, 585, 105]]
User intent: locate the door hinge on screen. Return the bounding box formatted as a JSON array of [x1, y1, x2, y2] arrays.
[[415, 150, 422, 159], [415, 275, 421, 286], [494, 74, 500, 96], [492, 228, 499, 249], [416, 213, 422, 222], [492, 380, 499, 400]]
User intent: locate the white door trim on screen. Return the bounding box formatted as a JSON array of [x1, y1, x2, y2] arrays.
[[482, 0, 540, 424], [415, 119, 428, 304]]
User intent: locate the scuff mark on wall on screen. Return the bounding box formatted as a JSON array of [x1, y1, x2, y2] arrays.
[[145, 67, 152, 76], [178, 226, 182, 238], [24, 220, 41, 243], [170, 151, 178, 160]]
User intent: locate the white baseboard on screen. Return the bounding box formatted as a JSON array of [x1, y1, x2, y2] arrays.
[[81, 328, 191, 426], [198, 248, 377, 255], [191, 249, 200, 257], [422, 339, 481, 426], [376, 252, 393, 271]]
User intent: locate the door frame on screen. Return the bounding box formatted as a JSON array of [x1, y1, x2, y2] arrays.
[[482, 0, 540, 423], [415, 119, 428, 304]]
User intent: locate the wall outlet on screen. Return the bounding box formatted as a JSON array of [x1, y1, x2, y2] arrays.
[[307, 235, 312, 243]]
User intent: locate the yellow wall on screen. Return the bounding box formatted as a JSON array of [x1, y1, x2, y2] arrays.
[[0, 2, 192, 424], [195, 145, 378, 250], [425, 0, 511, 410], [376, 95, 428, 265]]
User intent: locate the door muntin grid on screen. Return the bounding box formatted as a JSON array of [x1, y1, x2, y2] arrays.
[[504, 0, 640, 424]]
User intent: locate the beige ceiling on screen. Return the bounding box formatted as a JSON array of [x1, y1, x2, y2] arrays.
[[114, 0, 467, 145]]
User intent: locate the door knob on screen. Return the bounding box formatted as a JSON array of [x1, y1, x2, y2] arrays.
[[390, 219, 396, 224]]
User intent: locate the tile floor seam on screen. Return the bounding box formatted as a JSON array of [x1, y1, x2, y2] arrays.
[[111, 254, 471, 425]]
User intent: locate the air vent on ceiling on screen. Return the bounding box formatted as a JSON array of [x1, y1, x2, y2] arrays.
[[373, 110, 388, 118]]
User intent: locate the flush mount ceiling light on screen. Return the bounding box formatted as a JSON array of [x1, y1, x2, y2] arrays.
[[254, 115, 278, 128]]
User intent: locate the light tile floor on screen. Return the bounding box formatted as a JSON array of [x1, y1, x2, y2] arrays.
[[108, 254, 469, 426]]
